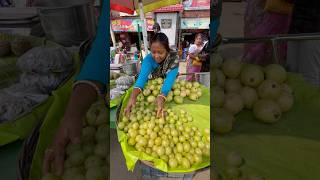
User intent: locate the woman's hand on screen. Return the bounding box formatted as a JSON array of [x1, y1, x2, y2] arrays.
[[156, 95, 166, 118], [124, 88, 141, 117], [124, 96, 137, 117], [42, 82, 100, 176], [42, 116, 82, 176], [200, 53, 209, 61]]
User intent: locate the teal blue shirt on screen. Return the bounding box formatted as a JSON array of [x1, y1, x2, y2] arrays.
[[75, 0, 108, 87]]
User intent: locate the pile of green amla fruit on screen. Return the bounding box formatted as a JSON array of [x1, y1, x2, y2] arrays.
[[212, 53, 294, 134], [138, 77, 203, 104], [42, 100, 108, 180], [118, 101, 210, 170], [212, 151, 265, 180]]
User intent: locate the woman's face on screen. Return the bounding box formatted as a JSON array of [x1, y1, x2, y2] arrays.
[[195, 35, 203, 45], [151, 42, 168, 63]]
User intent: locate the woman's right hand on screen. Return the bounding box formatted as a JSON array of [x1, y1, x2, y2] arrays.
[[124, 96, 137, 117], [42, 116, 82, 176]]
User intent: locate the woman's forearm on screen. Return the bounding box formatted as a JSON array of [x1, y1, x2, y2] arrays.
[[189, 53, 197, 60], [64, 82, 102, 121], [131, 88, 141, 99]]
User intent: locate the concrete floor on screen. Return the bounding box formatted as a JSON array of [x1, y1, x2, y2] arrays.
[[110, 129, 141, 180]]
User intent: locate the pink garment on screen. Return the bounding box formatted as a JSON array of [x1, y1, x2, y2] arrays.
[[186, 65, 202, 81], [244, 9, 292, 65], [186, 44, 203, 81]]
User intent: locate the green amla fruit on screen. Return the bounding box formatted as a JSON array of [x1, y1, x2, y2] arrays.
[[222, 58, 243, 78], [257, 80, 281, 99], [213, 109, 234, 134], [174, 96, 184, 104], [226, 151, 244, 167], [265, 64, 287, 83], [253, 99, 282, 123], [240, 64, 264, 88], [276, 91, 294, 112], [189, 93, 198, 101], [147, 95, 156, 103], [143, 89, 151, 96]]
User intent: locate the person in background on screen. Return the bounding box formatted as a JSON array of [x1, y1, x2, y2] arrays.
[[152, 22, 161, 34], [42, 0, 107, 176], [119, 32, 132, 53], [287, 0, 320, 87], [124, 33, 179, 118], [140, 43, 148, 60], [124, 32, 202, 180], [186, 33, 205, 81], [243, 0, 292, 65]]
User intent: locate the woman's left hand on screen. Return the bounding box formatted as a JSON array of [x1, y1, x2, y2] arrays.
[[156, 95, 166, 118], [200, 53, 209, 61]]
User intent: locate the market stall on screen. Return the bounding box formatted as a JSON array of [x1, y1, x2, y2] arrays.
[[212, 35, 320, 179], [109, 0, 181, 110], [114, 76, 210, 175], [0, 32, 78, 146]]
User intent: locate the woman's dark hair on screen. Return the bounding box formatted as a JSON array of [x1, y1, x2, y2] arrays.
[[195, 33, 203, 39], [153, 22, 161, 31], [150, 33, 170, 52]]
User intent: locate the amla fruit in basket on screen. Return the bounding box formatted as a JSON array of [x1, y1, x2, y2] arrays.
[[265, 64, 287, 84]]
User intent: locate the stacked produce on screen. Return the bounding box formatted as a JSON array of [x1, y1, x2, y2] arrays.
[[213, 54, 294, 134], [213, 151, 265, 180], [0, 46, 74, 122], [0, 56, 21, 89], [117, 78, 209, 170], [0, 37, 32, 58], [110, 75, 134, 100], [42, 99, 107, 180], [140, 77, 203, 104], [0, 38, 29, 89]]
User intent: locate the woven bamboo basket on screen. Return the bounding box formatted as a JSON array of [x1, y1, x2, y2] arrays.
[[17, 121, 42, 180]]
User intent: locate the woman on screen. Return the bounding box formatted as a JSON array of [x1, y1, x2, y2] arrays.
[[153, 22, 161, 34], [186, 33, 205, 81], [42, 0, 107, 176], [140, 43, 148, 60], [124, 33, 179, 118], [243, 0, 292, 65]]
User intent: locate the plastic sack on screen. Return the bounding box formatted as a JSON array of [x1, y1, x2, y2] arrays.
[[17, 46, 73, 73], [20, 72, 69, 93], [0, 84, 48, 122], [110, 88, 125, 100], [115, 75, 134, 86]]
